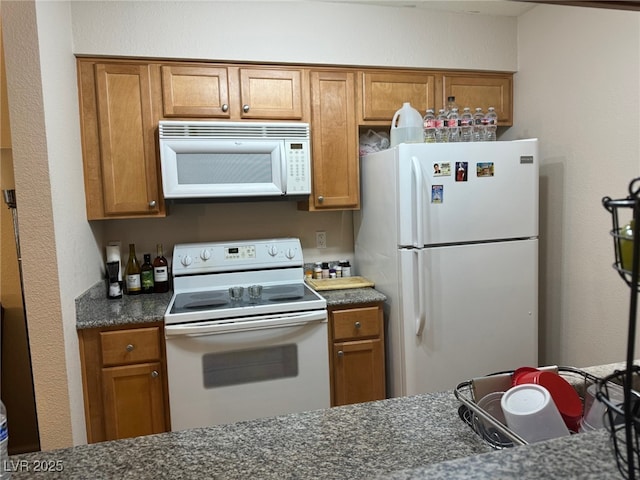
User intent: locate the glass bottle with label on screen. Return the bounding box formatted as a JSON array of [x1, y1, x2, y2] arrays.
[[125, 243, 141, 295], [141, 253, 154, 294], [153, 244, 170, 293]]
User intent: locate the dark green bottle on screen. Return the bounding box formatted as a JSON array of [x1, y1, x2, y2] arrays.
[[141, 253, 155, 294]]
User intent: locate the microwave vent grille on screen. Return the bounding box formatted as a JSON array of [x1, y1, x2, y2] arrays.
[[159, 122, 309, 140]]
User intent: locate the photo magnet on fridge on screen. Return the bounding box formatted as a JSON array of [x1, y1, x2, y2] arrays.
[[477, 162, 494, 177], [455, 162, 468, 182], [434, 162, 451, 176], [431, 185, 443, 203]]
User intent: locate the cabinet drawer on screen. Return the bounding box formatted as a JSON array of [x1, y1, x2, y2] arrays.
[[332, 307, 381, 341], [100, 327, 161, 366]]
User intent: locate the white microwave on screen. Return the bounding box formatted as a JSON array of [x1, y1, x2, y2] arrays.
[[158, 121, 311, 199]]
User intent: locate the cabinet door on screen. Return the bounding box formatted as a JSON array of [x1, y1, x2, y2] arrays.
[[308, 70, 359, 210], [333, 339, 385, 406], [441, 73, 513, 125], [94, 63, 162, 216], [102, 362, 167, 441], [161, 65, 231, 118], [238, 68, 304, 119], [359, 71, 436, 122]]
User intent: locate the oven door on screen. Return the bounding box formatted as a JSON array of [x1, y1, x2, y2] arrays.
[[165, 310, 329, 431]]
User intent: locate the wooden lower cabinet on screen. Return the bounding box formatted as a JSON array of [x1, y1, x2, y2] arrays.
[[79, 322, 170, 443], [328, 303, 385, 406]]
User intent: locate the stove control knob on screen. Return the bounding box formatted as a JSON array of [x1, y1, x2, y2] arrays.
[[268, 244, 279, 257], [200, 249, 211, 261], [181, 255, 193, 267], [285, 248, 296, 260]]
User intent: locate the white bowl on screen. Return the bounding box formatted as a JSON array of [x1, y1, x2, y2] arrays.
[[501, 384, 570, 443]]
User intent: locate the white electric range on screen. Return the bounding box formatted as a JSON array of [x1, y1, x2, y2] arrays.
[[164, 238, 329, 431]]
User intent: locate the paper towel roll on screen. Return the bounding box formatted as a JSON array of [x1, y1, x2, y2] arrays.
[[106, 242, 122, 281]]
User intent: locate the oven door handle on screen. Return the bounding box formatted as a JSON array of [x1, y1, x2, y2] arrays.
[[165, 310, 327, 337]]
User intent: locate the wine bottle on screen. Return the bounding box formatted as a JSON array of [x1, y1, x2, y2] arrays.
[[141, 253, 154, 294], [124, 243, 141, 295], [153, 243, 170, 293]]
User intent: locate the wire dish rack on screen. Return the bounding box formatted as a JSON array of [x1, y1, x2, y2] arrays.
[[601, 178, 640, 479], [455, 366, 600, 449]]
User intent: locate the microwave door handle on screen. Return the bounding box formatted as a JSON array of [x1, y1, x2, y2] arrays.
[[280, 145, 287, 193]]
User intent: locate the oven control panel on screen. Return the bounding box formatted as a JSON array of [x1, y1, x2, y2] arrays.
[[172, 238, 303, 276], [224, 245, 256, 261]]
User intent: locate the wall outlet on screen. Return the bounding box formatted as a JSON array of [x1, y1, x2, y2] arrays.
[[316, 231, 327, 249]]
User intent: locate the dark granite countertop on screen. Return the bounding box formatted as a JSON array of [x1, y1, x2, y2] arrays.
[[320, 287, 387, 307], [10, 390, 489, 479], [9, 363, 631, 479], [75, 282, 172, 329], [75, 281, 386, 329]]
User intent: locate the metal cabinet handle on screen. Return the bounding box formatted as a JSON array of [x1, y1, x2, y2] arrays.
[[151, 370, 159, 378], [126, 344, 135, 352], [243, 104, 250, 113], [149, 200, 157, 208], [337, 351, 344, 358], [222, 104, 229, 112], [355, 321, 361, 329], [317, 195, 324, 204]]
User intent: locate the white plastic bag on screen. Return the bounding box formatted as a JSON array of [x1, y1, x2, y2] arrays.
[[359, 129, 390, 156]]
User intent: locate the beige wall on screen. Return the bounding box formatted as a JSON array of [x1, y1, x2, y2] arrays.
[[505, 5, 640, 366], [1, 0, 101, 450], [1, 22, 11, 149]]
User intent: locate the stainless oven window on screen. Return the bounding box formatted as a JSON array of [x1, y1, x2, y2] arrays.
[[176, 153, 273, 184], [202, 344, 298, 388]]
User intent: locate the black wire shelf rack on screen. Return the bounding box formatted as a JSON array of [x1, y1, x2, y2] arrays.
[[601, 177, 640, 479]]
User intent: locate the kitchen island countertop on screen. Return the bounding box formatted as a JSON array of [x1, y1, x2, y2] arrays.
[[9, 362, 631, 479]]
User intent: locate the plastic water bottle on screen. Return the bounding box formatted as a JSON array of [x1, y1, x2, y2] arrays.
[[1, 400, 9, 480], [473, 107, 485, 142], [445, 96, 457, 117], [435, 109, 448, 143], [447, 107, 460, 143], [423, 109, 436, 143], [460, 107, 473, 142], [485, 107, 498, 141]]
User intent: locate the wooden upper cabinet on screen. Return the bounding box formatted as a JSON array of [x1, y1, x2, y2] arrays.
[[307, 70, 359, 210], [160, 64, 305, 120], [161, 65, 230, 118], [86, 62, 164, 218], [359, 71, 436, 123], [238, 68, 304, 120], [441, 73, 513, 126]]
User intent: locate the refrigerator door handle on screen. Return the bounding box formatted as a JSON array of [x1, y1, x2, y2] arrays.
[[415, 249, 426, 336], [411, 156, 424, 248]]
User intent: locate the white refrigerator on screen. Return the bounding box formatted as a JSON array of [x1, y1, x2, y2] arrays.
[[354, 139, 539, 398]]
